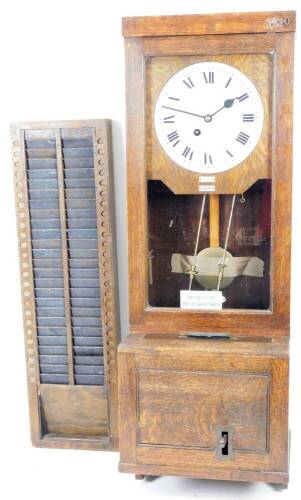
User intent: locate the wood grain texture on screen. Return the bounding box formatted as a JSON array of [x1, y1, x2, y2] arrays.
[[40, 385, 108, 436], [39, 435, 112, 451], [126, 30, 294, 335], [138, 369, 269, 452], [11, 119, 120, 451], [11, 126, 41, 445], [118, 352, 137, 464], [123, 11, 296, 37], [94, 121, 120, 449], [123, 11, 293, 485], [119, 462, 288, 485], [118, 334, 289, 481], [125, 39, 148, 324]]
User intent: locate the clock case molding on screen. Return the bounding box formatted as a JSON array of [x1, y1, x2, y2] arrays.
[[119, 11, 295, 486], [124, 11, 295, 336]]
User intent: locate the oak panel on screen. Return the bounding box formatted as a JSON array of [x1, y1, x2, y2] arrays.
[[138, 369, 269, 452], [123, 11, 296, 37], [118, 334, 289, 478], [127, 32, 293, 334], [40, 384, 108, 436]]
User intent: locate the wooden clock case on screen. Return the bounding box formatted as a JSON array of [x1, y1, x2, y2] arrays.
[[119, 12, 295, 486]]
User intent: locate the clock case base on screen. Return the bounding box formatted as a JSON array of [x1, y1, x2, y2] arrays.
[[120, 463, 288, 486], [118, 334, 289, 486]]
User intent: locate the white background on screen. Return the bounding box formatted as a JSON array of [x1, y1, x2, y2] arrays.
[[0, 1, 300, 499]]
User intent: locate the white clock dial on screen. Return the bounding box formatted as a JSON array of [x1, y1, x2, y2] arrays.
[[154, 62, 264, 174]]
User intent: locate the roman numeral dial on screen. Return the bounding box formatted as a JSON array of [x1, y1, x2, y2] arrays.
[[203, 71, 214, 84], [182, 146, 193, 160], [204, 153, 213, 164], [183, 77, 194, 89], [243, 114, 254, 122], [163, 115, 175, 124], [155, 61, 264, 174], [238, 93, 249, 102], [167, 131, 180, 147], [236, 132, 250, 145]]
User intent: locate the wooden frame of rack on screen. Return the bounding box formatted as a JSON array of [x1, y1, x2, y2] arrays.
[[11, 119, 119, 450]]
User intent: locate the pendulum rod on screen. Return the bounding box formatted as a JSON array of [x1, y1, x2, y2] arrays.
[[217, 194, 236, 291], [209, 194, 220, 247], [188, 194, 206, 290]]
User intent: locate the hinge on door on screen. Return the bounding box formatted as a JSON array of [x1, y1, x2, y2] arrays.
[[148, 250, 154, 285]]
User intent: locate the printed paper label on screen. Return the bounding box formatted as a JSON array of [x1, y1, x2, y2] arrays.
[[199, 176, 216, 183], [180, 290, 225, 310], [198, 184, 216, 192]]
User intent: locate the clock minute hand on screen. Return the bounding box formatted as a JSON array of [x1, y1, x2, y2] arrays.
[[162, 105, 205, 119]]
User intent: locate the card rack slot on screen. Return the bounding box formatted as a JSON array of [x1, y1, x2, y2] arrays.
[[23, 127, 105, 387], [27, 159, 58, 169], [62, 131, 104, 386], [32, 239, 62, 249], [26, 134, 68, 385], [64, 169, 95, 180], [39, 346, 68, 355], [36, 297, 65, 307], [63, 158, 94, 168], [34, 269, 64, 279], [69, 269, 99, 279], [40, 374, 69, 384]]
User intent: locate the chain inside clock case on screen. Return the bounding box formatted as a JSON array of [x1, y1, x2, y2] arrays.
[[11, 119, 119, 450]]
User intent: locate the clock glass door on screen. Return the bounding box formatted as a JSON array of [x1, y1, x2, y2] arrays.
[[146, 54, 273, 311], [147, 179, 271, 310]]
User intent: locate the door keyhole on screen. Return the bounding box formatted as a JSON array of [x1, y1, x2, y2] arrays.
[[216, 428, 232, 459], [221, 431, 229, 456]]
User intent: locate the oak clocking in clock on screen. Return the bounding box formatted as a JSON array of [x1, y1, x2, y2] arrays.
[[121, 11, 294, 487]]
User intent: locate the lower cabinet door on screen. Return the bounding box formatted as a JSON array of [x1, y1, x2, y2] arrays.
[[131, 357, 288, 475], [138, 369, 269, 455]]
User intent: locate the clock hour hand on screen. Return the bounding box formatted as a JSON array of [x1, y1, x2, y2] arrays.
[[162, 105, 205, 120], [210, 98, 236, 117]]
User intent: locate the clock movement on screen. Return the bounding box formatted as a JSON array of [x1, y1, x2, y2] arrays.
[[118, 11, 295, 487]]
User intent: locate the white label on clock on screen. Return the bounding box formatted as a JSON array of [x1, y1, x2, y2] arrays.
[[199, 176, 215, 183], [180, 290, 226, 310], [199, 184, 216, 192], [154, 62, 264, 174]]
